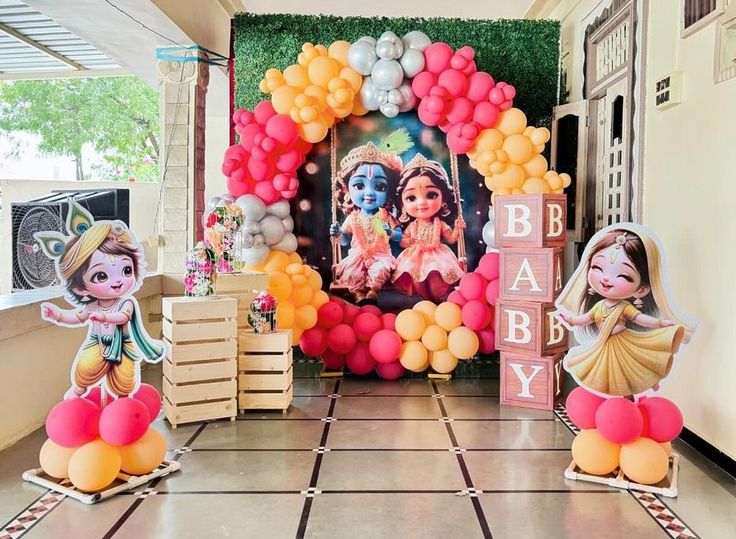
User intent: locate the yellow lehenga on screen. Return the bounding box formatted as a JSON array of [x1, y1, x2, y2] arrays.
[[565, 300, 685, 396]]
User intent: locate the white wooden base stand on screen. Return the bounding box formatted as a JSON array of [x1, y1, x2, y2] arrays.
[[21, 459, 181, 504], [564, 453, 680, 498]]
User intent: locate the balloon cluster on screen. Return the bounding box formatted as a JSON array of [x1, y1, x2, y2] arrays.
[[446, 253, 500, 354], [348, 31, 430, 118], [567, 387, 683, 485], [412, 43, 516, 154], [245, 251, 329, 342], [222, 102, 312, 203], [234, 195, 297, 266], [39, 384, 166, 492], [260, 42, 364, 143], [468, 108, 572, 201]]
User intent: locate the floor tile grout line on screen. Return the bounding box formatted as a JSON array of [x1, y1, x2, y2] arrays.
[[127, 488, 625, 495], [184, 447, 573, 452], [234, 418, 556, 422], [431, 381, 493, 539]]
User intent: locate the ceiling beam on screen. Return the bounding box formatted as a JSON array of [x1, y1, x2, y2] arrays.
[[0, 21, 85, 70]]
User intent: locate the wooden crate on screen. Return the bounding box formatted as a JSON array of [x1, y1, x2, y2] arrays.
[[214, 271, 269, 328], [495, 299, 568, 357], [238, 330, 293, 413], [500, 351, 564, 410], [494, 194, 567, 248], [499, 247, 565, 303], [162, 296, 238, 428]]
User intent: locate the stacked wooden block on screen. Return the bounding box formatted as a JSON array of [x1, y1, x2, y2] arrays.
[[238, 330, 293, 413], [213, 271, 270, 330], [494, 194, 569, 410], [162, 296, 238, 428]]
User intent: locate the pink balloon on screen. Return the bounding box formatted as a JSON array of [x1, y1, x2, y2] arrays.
[[381, 313, 397, 331], [84, 386, 102, 408], [638, 397, 684, 443], [376, 361, 405, 380], [359, 305, 383, 317], [265, 114, 299, 146], [595, 398, 644, 444], [445, 97, 474, 125], [275, 150, 302, 173], [247, 158, 273, 182], [477, 253, 500, 281], [461, 300, 492, 331], [472, 101, 500, 129], [447, 122, 477, 154], [99, 398, 150, 447], [254, 180, 281, 205], [423, 42, 453, 74], [321, 349, 346, 370], [132, 384, 162, 423], [342, 305, 361, 324], [447, 290, 467, 307], [272, 173, 291, 191], [253, 100, 277, 124], [46, 398, 101, 448], [327, 324, 357, 355], [346, 342, 376, 375], [459, 273, 487, 300], [353, 313, 382, 342], [368, 330, 402, 364], [226, 177, 251, 198], [485, 280, 500, 306], [300, 326, 329, 357], [411, 71, 437, 98], [477, 329, 496, 354], [449, 46, 476, 74], [466, 72, 495, 103], [566, 387, 606, 430], [239, 124, 262, 151], [437, 69, 467, 98], [318, 301, 344, 329]]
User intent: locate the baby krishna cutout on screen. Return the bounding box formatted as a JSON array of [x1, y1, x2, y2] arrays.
[[35, 201, 164, 399], [555, 223, 697, 398]]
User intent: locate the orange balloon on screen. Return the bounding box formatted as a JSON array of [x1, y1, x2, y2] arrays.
[[271, 86, 299, 115], [660, 441, 672, 457], [473, 128, 504, 152], [288, 252, 302, 265], [291, 327, 303, 343], [306, 269, 322, 290], [291, 274, 308, 288], [301, 118, 330, 143], [340, 67, 363, 93], [290, 285, 314, 307], [264, 251, 290, 273], [447, 326, 479, 359], [620, 438, 669, 485], [421, 325, 448, 352], [310, 290, 330, 308], [429, 349, 458, 374], [308, 56, 339, 87], [529, 127, 551, 146], [68, 440, 121, 492], [269, 271, 292, 301], [522, 177, 551, 194], [522, 154, 548, 178], [119, 429, 167, 475], [328, 40, 351, 67], [276, 302, 295, 329], [283, 64, 309, 89], [502, 134, 534, 164], [39, 438, 76, 479], [294, 304, 318, 329], [285, 263, 304, 276], [490, 163, 525, 190], [399, 341, 429, 372], [496, 108, 527, 136], [434, 302, 462, 332], [413, 301, 437, 326], [395, 309, 426, 341], [571, 429, 620, 476]]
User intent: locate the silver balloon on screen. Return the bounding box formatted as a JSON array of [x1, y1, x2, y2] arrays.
[[220, 193, 234, 203], [402, 31, 432, 52], [387, 89, 402, 105], [487, 205, 495, 222], [482, 221, 496, 248], [376, 90, 388, 106], [235, 194, 266, 222], [399, 47, 425, 78], [271, 233, 298, 254], [380, 102, 400, 118], [359, 77, 380, 110], [266, 199, 291, 219], [371, 59, 404, 91], [242, 220, 261, 235], [348, 39, 378, 76], [241, 232, 254, 248], [208, 196, 222, 210], [261, 215, 286, 245], [243, 245, 269, 266], [397, 81, 418, 112], [376, 31, 403, 60], [357, 36, 376, 46], [215, 198, 229, 208], [282, 215, 294, 233], [252, 233, 265, 247]]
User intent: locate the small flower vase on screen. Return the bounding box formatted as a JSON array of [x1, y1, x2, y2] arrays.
[[217, 231, 237, 273], [184, 242, 215, 297], [247, 308, 276, 334]]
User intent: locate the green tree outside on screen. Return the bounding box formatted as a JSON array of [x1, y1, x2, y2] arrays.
[[0, 76, 159, 182]]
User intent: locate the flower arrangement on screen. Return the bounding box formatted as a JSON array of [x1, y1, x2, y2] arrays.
[[184, 242, 216, 296], [247, 291, 278, 333], [204, 203, 245, 273]]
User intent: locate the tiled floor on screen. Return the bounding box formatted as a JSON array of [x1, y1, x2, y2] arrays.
[[1, 364, 735, 539]]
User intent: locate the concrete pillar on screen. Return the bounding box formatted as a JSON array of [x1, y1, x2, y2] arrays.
[[156, 49, 210, 274]]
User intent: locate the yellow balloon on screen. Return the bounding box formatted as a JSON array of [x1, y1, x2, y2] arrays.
[[395, 309, 426, 341], [522, 154, 548, 179], [660, 441, 672, 457], [340, 67, 363, 92], [502, 134, 534, 165], [308, 56, 339, 87], [413, 301, 437, 326], [119, 429, 166, 475], [290, 285, 313, 307], [399, 341, 429, 372], [291, 274, 308, 287], [39, 438, 76, 479], [560, 172, 572, 188], [529, 127, 551, 146], [544, 171, 563, 190], [447, 327, 479, 359], [283, 64, 310, 89], [496, 108, 527, 136], [473, 128, 504, 152], [287, 252, 302, 264], [264, 250, 290, 273], [285, 263, 304, 276], [429, 349, 458, 374], [271, 85, 300, 115], [571, 429, 620, 476], [491, 163, 525, 189], [294, 304, 318, 329], [328, 40, 351, 67], [304, 84, 329, 107], [421, 325, 448, 352], [620, 438, 669, 485], [68, 440, 121, 492], [311, 289, 329, 308], [292, 326, 304, 343], [276, 302, 295, 329], [269, 271, 292, 301], [522, 177, 551, 194], [352, 98, 369, 117], [301, 119, 331, 143], [307, 269, 323, 290], [434, 302, 463, 332]]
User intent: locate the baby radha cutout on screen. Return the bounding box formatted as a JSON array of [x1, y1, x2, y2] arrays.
[[34, 201, 164, 399], [555, 223, 697, 398]]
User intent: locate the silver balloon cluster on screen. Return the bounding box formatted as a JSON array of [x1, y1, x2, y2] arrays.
[[482, 205, 496, 253], [235, 195, 297, 266], [348, 30, 431, 118]]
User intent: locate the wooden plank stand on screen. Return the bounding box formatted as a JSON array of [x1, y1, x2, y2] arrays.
[[238, 330, 293, 414], [162, 296, 238, 428], [564, 453, 680, 498]]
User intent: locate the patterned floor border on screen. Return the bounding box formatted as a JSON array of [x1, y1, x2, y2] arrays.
[[0, 490, 65, 539]]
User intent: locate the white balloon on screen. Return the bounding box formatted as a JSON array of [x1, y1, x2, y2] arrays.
[[397, 81, 418, 112], [235, 194, 266, 222], [358, 36, 376, 46], [487, 205, 495, 221], [376, 31, 403, 60], [243, 220, 261, 235], [208, 196, 222, 210], [376, 90, 388, 105], [272, 233, 298, 254], [348, 39, 378, 76], [241, 232, 254, 248], [282, 215, 294, 233], [402, 31, 432, 52], [220, 193, 235, 203], [380, 102, 400, 118], [215, 198, 228, 208], [399, 48, 425, 78], [482, 221, 496, 248], [266, 199, 291, 219], [387, 89, 403, 105], [243, 245, 269, 266], [252, 233, 265, 247], [360, 77, 380, 110], [371, 59, 404, 91], [261, 215, 286, 245]]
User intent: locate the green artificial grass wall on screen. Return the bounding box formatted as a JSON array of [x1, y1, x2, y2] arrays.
[[233, 14, 560, 127]]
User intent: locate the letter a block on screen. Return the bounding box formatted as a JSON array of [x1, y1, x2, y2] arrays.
[[500, 352, 563, 410], [500, 247, 564, 303], [495, 299, 568, 357], [494, 194, 567, 248]]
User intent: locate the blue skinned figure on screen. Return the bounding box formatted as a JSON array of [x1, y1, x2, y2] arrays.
[[330, 141, 404, 303]]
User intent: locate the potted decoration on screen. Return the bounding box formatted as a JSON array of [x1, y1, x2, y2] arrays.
[[184, 242, 216, 296], [247, 291, 277, 333], [204, 202, 245, 273]]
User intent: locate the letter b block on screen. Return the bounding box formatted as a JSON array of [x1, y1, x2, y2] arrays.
[[495, 299, 568, 357], [494, 194, 567, 248], [500, 352, 563, 410], [500, 247, 564, 303]]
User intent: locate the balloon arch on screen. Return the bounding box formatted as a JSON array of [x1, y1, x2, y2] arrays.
[[218, 31, 572, 378]]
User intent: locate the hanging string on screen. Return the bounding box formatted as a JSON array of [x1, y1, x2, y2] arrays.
[[330, 125, 343, 270], [449, 151, 467, 270]]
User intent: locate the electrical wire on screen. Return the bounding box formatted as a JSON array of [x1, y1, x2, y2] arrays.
[[102, 0, 185, 47]]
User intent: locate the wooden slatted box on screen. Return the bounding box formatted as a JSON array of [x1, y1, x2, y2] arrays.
[[213, 271, 269, 329], [162, 296, 238, 428], [238, 330, 293, 413]]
